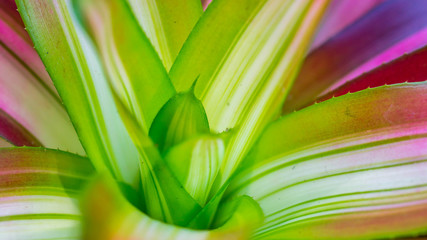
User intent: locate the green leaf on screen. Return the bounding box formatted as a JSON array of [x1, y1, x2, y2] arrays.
[[126, 0, 202, 70], [150, 88, 210, 153], [170, 0, 329, 185], [16, 0, 140, 189], [213, 195, 264, 231], [169, 0, 263, 93], [0, 147, 94, 239], [76, 0, 176, 132], [82, 175, 262, 240], [164, 135, 224, 206], [112, 93, 202, 226], [0, 9, 83, 153], [228, 82, 427, 239]]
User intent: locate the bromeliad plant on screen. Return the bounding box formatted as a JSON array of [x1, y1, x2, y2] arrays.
[[1, 0, 427, 239]]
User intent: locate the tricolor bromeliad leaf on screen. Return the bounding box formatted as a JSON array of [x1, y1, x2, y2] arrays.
[[0, 0, 427, 239]]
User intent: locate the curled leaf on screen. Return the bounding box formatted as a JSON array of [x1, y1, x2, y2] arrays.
[[150, 88, 210, 153]]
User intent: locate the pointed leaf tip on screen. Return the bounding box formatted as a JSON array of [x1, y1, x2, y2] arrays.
[[150, 90, 210, 152]]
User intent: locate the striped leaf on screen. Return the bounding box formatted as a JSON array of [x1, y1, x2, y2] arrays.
[[126, 0, 202, 69], [164, 135, 224, 206], [284, 0, 427, 113], [150, 89, 210, 153], [16, 0, 140, 189], [0, 148, 94, 240], [171, 0, 329, 187], [76, 0, 176, 132], [311, 0, 385, 49], [228, 82, 427, 239], [0, 5, 83, 153], [317, 44, 427, 103], [112, 94, 202, 226], [82, 176, 263, 240]]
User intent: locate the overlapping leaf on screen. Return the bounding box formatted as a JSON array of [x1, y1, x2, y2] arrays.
[[284, 0, 427, 112], [12, 0, 427, 239], [0, 5, 83, 153], [228, 82, 427, 239], [171, 0, 329, 186], [311, 0, 385, 49], [150, 89, 210, 153], [16, 0, 140, 188], [82, 176, 263, 240], [0, 109, 41, 147], [164, 135, 224, 206], [112, 94, 202, 226], [126, 0, 202, 69], [77, 0, 176, 132], [317, 44, 427, 103], [0, 148, 94, 239]]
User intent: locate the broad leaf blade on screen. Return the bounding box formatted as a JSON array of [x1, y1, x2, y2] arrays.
[[77, 0, 176, 132], [126, 0, 202, 69], [217, 0, 328, 184], [169, 0, 263, 93], [0, 3, 55, 93], [311, 0, 385, 49], [16, 0, 140, 188], [168, 0, 328, 225], [317, 44, 427, 103], [228, 82, 427, 239], [0, 148, 94, 239], [0, 8, 83, 153], [172, 0, 329, 185], [284, 0, 427, 113], [205, 0, 329, 185]]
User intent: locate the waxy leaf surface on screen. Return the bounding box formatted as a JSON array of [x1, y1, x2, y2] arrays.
[[228, 83, 427, 239], [284, 0, 427, 112], [82, 176, 262, 240], [150, 89, 210, 153], [126, 0, 202, 69], [0, 148, 94, 239], [77, 0, 176, 132], [317, 44, 427, 103], [311, 0, 385, 49], [112, 94, 202, 226], [16, 0, 140, 188], [164, 135, 224, 206], [0, 8, 83, 153], [172, 0, 329, 187]]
